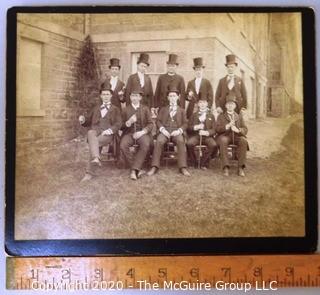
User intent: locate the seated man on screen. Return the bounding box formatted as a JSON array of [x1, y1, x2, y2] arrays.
[[120, 86, 153, 180], [186, 95, 217, 169], [79, 84, 122, 182], [216, 96, 248, 177], [148, 85, 191, 177]]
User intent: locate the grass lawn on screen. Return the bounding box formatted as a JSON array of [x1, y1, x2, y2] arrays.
[[14, 116, 305, 240]]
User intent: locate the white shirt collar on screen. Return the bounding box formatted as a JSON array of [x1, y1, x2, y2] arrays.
[[131, 103, 140, 110]]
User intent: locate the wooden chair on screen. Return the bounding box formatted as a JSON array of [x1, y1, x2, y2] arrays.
[[162, 141, 178, 167], [99, 136, 119, 162]]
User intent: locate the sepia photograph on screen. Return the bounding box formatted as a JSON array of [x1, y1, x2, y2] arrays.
[[6, 7, 317, 255]]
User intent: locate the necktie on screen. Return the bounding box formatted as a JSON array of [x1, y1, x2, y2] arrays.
[[170, 106, 177, 118], [227, 75, 235, 90]]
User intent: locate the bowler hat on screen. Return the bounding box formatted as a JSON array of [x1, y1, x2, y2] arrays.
[[225, 54, 238, 66], [109, 58, 121, 69], [198, 92, 208, 101], [100, 82, 113, 93], [193, 57, 205, 69], [225, 93, 237, 105], [167, 54, 179, 65], [130, 85, 144, 95], [137, 53, 150, 66], [166, 84, 180, 95]]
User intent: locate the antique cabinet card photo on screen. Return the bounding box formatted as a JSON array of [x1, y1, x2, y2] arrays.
[[5, 6, 317, 255]]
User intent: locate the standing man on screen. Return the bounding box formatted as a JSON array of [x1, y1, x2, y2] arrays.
[[153, 53, 186, 112], [120, 86, 154, 180], [215, 54, 247, 114], [186, 57, 213, 118], [186, 95, 217, 169], [216, 96, 249, 177], [102, 58, 125, 109], [147, 85, 190, 177], [79, 84, 122, 182], [124, 53, 153, 108]]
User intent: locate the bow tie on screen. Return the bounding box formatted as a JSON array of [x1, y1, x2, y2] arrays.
[[101, 104, 111, 109], [227, 75, 235, 79]]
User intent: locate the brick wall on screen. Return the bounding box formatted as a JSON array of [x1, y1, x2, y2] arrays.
[[16, 18, 85, 150]]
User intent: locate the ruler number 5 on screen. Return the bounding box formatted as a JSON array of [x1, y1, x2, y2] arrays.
[[158, 268, 167, 279]]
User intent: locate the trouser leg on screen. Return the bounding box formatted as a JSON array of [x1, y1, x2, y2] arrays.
[[151, 133, 168, 168], [235, 136, 248, 168], [186, 135, 199, 167], [201, 137, 218, 167], [86, 131, 113, 175], [132, 134, 152, 170], [120, 134, 135, 167], [217, 135, 231, 168], [172, 134, 187, 169]]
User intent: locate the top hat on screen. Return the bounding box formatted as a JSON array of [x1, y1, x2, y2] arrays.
[[225, 54, 238, 66], [109, 58, 121, 69], [100, 82, 113, 93], [225, 93, 237, 105], [193, 57, 205, 69], [167, 54, 179, 65], [137, 53, 150, 66], [130, 85, 144, 95], [166, 84, 180, 95]]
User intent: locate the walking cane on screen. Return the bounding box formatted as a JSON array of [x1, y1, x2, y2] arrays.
[[198, 133, 203, 169]]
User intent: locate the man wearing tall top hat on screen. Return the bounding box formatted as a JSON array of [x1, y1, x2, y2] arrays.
[[102, 58, 125, 109], [124, 53, 154, 108], [215, 54, 247, 114], [148, 85, 190, 177], [186, 95, 217, 169], [216, 95, 249, 177], [153, 53, 186, 111], [78, 83, 122, 182], [120, 85, 154, 180], [186, 57, 213, 119]]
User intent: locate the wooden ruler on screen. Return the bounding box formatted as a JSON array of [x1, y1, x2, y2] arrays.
[[6, 255, 320, 290]]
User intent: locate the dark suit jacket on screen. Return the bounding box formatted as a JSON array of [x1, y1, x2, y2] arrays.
[[103, 77, 125, 108], [186, 78, 213, 118], [216, 112, 248, 137], [187, 111, 216, 136], [215, 75, 247, 112], [156, 106, 188, 133], [82, 104, 122, 134], [124, 73, 153, 108], [121, 104, 153, 135], [154, 73, 186, 109]]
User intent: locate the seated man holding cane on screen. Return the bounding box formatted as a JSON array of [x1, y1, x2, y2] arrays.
[[186, 95, 217, 170], [79, 83, 122, 182], [120, 86, 154, 180], [216, 95, 249, 177], [147, 85, 191, 177]]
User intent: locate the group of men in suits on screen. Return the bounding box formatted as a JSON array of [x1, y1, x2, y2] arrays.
[[79, 53, 249, 181]]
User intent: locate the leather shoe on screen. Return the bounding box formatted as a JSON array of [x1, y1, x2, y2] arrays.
[[238, 168, 245, 177], [223, 167, 229, 176], [200, 166, 208, 170], [80, 173, 93, 182], [91, 157, 101, 167], [130, 170, 137, 180], [147, 166, 158, 176], [137, 169, 146, 178], [180, 168, 191, 177]]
